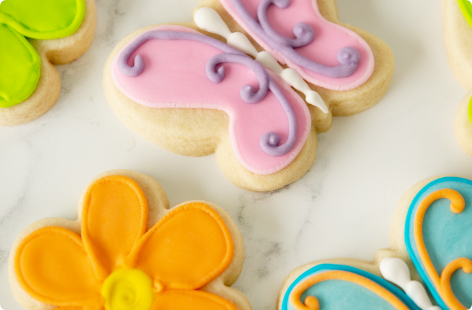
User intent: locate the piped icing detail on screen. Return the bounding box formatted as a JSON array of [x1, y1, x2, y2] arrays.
[[405, 178, 472, 310], [112, 25, 311, 175], [281, 264, 421, 310], [0, 0, 85, 108], [281, 177, 472, 310], [14, 175, 238, 310], [117, 30, 297, 157], [219, 0, 375, 90], [290, 271, 410, 310], [380, 258, 441, 310], [242, 0, 361, 77], [101, 269, 154, 310], [193, 7, 328, 113]]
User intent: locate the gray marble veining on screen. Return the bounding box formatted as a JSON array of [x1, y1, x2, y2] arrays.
[[2, 0, 472, 309]]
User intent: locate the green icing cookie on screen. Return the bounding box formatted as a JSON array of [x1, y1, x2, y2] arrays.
[[0, 24, 40, 108], [458, 0, 472, 28], [0, 0, 85, 108], [468, 94, 472, 125]]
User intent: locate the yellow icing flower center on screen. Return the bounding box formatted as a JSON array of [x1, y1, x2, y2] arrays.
[[101, 269, 154, 310]]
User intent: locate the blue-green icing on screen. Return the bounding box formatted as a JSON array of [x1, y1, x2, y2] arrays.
[[281, 264, 421, 310], [293, 280, 396, 310], [405, 177, 472, 309]]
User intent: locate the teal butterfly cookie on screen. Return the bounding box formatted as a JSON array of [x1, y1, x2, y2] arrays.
[[278, 176, 472, 310], [0, 0, 95, 125]]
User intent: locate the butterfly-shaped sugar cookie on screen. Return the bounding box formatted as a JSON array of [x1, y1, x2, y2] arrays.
[[104, 0, 394, 191], [279, 176, 472, 310], [0, 0, 96, 126]]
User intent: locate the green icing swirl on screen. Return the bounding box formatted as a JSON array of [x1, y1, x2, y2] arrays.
[[0, 0, 85, 108]]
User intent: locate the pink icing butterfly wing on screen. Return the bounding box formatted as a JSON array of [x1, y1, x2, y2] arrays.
[[219, 0, 375, 91], [112, 26, 311, 175]]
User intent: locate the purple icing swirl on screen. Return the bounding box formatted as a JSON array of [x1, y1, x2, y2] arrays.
[[207, 53, 270, 104], [117, 30, 298, 157], [258, 0, 315, 48], [260, 79, 297, 156], [230, 0, 361, 78]]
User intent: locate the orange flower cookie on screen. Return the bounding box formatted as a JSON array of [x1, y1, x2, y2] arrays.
[[9, 170, 250, 310]]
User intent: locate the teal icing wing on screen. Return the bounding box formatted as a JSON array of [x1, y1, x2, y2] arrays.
[[281, 264, 421, 310], [405, 177, 472, 309]]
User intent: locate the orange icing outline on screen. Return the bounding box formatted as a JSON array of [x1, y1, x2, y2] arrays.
[[127, 202, 234, 290], [13, 175, 237, 310], [289, 270, 410, 310], [14, 226, 102, 306], [82, 175, 149, 281], [413, 189, 472, 310], [153, 290, 239, 310]]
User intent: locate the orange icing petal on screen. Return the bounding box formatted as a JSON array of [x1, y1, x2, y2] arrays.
[[52, 307, 96, 310], [151, 290, 238, 310], [131, 202, 234, 290], [14, 227, 102, 307], [82, 175, 148, 278]]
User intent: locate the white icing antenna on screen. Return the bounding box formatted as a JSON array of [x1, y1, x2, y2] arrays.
[[194, 7, 232, 39], [380, 258, 441, 310], [194, 7, 328, 113]]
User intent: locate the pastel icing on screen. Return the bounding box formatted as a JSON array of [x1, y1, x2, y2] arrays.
[[14, 175, 238, 310], [101, 269, 154, 310], [111, 25, 311, 175], [468, 95, 472, 125], [458, 0, 472, 28], [299, 280, 397, 310], [281, 264, 421, 310], [379, 258, 441, 310], [0, 0, 85, 108], [0, 23, 40, 108], [219, 0, 375, 91], [405, 177, 472, 309]]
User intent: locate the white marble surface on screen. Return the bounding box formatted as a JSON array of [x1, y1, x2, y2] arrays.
[[1, 0, 472, 308]]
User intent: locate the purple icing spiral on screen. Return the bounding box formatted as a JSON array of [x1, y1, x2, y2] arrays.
[[117, 30, 298, 157], [230, 0, 361, 78], [258, 0, 315, 48], [207, 53, 270, 104]]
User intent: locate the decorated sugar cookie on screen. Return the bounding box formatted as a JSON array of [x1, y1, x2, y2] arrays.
[[454, 91, 472, 156], [443, 0, 472, 156], [103, 0, 394, 191], [9, 170, 251, 310], [278, 176, 472, 310], [0, 0, 96, 126], [445, 0, 472, 90]]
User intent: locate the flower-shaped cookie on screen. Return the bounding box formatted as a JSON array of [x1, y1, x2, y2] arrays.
[[0, 0, 95, 125], [11, 172, 248, 310]]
